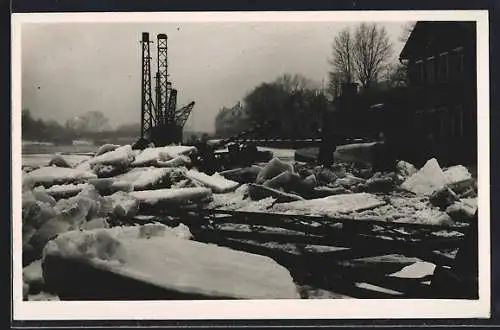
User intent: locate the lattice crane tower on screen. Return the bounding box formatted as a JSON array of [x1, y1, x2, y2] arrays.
[[140, 32, 195, 146]]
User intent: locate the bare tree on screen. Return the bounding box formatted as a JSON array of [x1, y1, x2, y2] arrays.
[[383, 62, 409, 87], [352, 23, 393, 89], [329, 28, 355, 83], [328, 23, 394, 92], [327, 71, 343, 100], [274, 73, 316, 94]]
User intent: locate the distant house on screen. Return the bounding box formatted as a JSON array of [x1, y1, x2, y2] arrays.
[[399, 21, 477, 165]]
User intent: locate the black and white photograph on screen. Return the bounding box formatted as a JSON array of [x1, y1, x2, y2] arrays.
[[12, 10, 490, 320]]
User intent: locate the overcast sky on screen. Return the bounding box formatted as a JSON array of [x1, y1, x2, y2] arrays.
[[21, 21, 408, 132]]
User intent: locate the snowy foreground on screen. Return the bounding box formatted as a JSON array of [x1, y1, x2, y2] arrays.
[[21, 144, 477, 300]]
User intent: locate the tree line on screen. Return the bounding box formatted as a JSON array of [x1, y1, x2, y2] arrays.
[[215, 22, 414, 138], [215, 74, 328, 139], [22, 109, 141, 143]]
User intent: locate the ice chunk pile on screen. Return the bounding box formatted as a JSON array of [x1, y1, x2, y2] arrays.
[[401, 158, 476, 197]]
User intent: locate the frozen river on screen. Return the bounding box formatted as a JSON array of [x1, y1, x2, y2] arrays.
[[21, 144, 297, 168]]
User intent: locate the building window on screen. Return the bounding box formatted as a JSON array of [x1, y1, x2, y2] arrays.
[[450, 113, 456, 138], [415, 60, 424, 85], [439, 107, 448, 141], [458, 53, 464, 74], [450, 47, 464, 81], [414, 110, 423, 131], [426, 57, 436, 84], [456, 106, 464, 138], [437, 52, 449, 82], [430, 109, 440, 141]]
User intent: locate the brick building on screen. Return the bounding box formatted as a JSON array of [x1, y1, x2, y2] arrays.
[[399, 21, 477, 165], [326, 21, 477, 167]]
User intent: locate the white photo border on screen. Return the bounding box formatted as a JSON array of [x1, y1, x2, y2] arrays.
[[11, 10, 491, 320]]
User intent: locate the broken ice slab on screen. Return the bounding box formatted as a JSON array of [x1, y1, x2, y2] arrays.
[[131, 147, 166, 167], [336, 174, 366, 188], [103, 191, 139, 218], [262, 171, 301, 191], [444, 165, 473, 185], [443, 165, 475, 193], [92, 163, 128, 178], [88, 145, 135, 167], [401, 158, 449, 196], [22, 199, 57, 229], [429, 187, 459, 209], [32, 186, 57, 205], [95, 144, 120, 157], [389, 261, 436, 279], [333, 142, 378, 164], [354, 282, 403, 296], [272, 192, 385, 217], [48, 155, 72, 168], [42, 225, 299, 300], [23, 259, 43, 288], [129, 187, 213, 206], [23, 166, 97, 188], [112, 167, 187, 191], [81, 217, 110, 230], [256, 157, 295, 184], [218, 166, 262, 184], [88, 178, 133, 195], [312, 186, 351, 198], [132, 167, 187, 191], [461, 197, 478, 210], [28, 217, 73, 261], [156, 155, 191, 168], [45, 183, 87, 199], [132, 146, 196, 167], [27, 292, 60, 301], [187, 169, 240, 193], [396, 160, 417, 179], [158, 145, 197, 160], [446, 200, 477, 222]]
